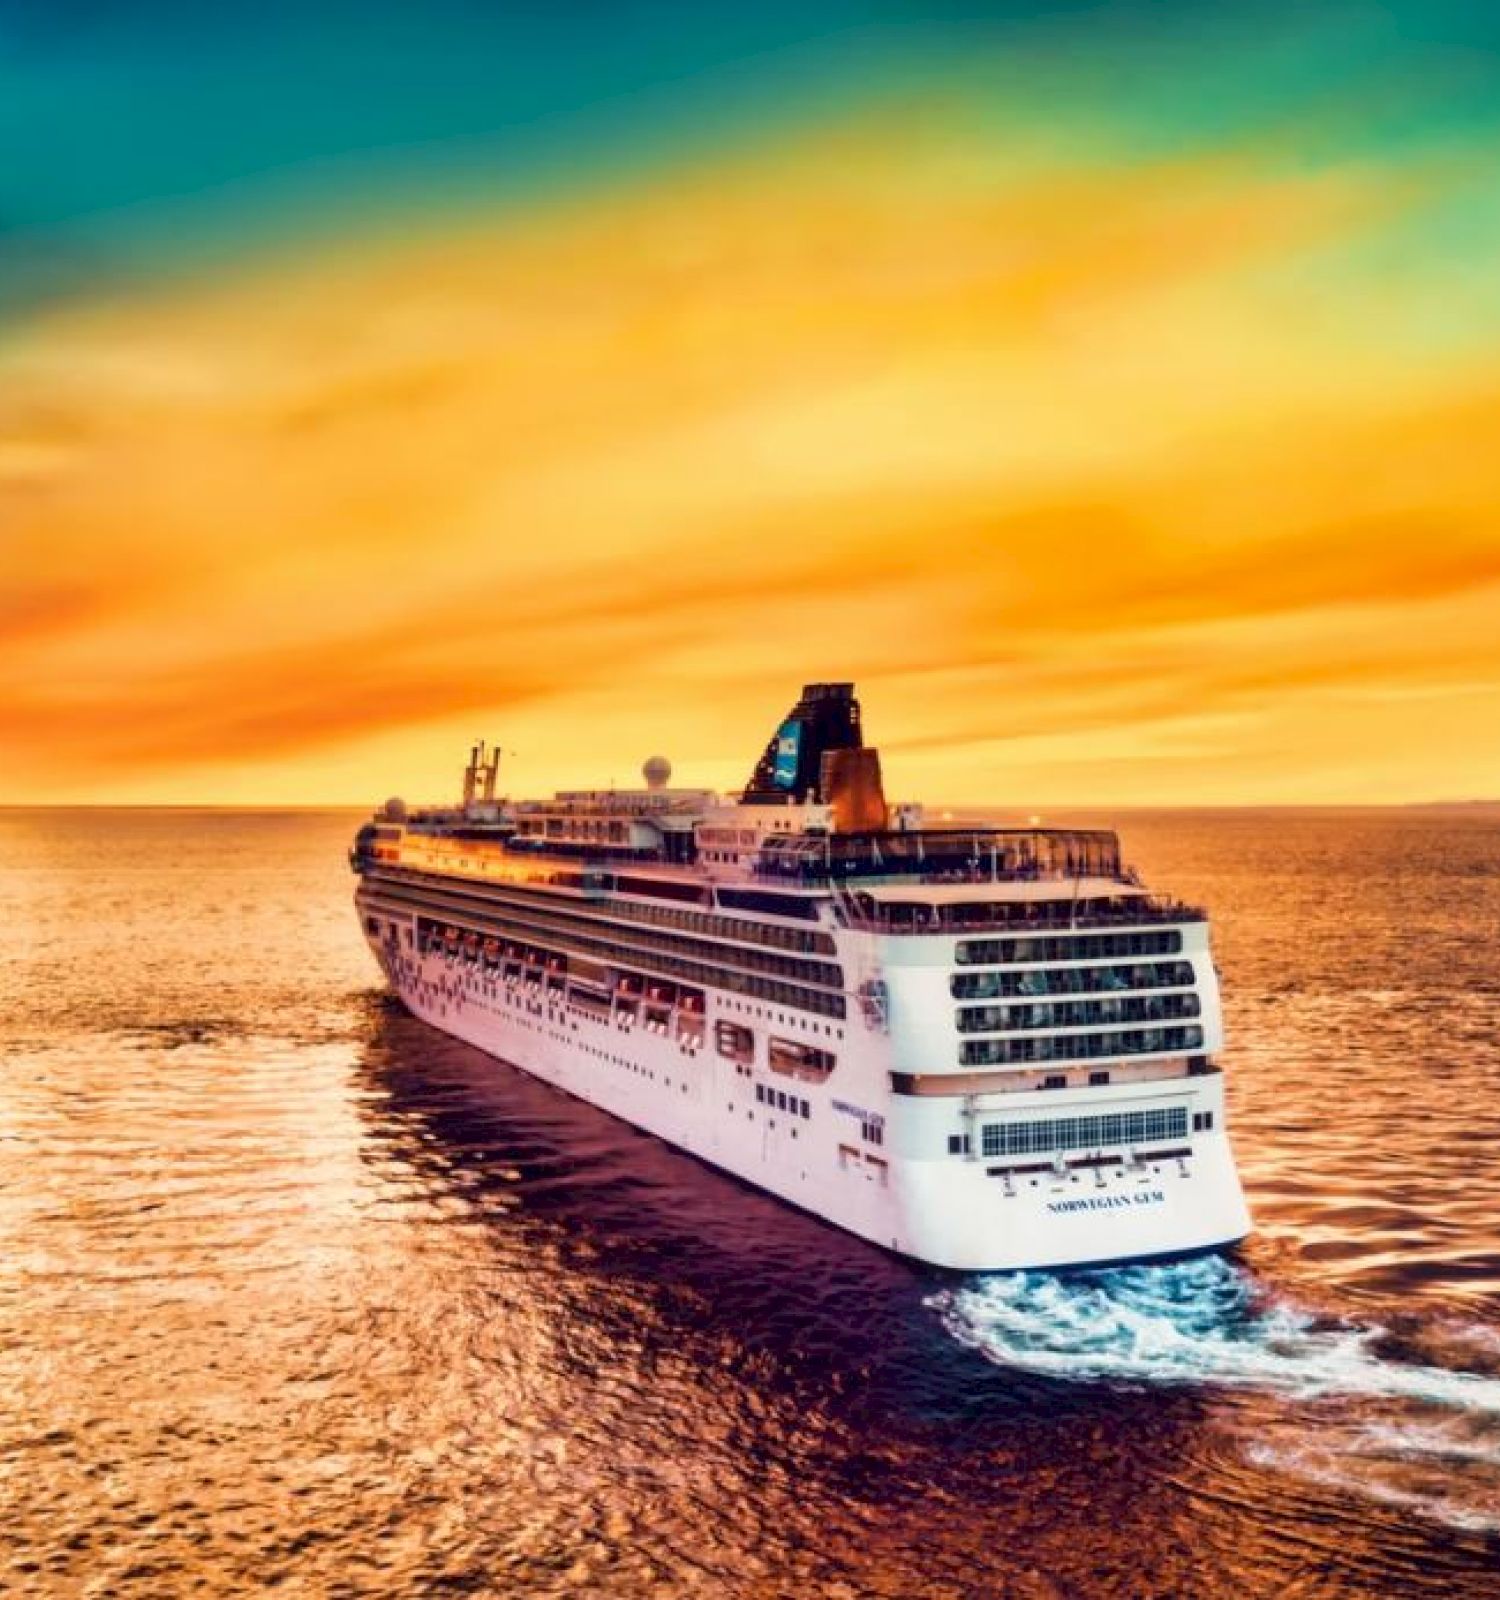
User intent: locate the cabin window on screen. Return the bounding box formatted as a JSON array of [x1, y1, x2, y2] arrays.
[[767, 1037, 835, 1081], [952, 960, 1195, 1000], [568, 984, 611, 1015], [715, 1020, 754, 1064], [956, 930, 1185, 966], [956, 993, 1201, 1034], [982, 1106, 1188, 1159], [960, 1024, 1205, 1067]]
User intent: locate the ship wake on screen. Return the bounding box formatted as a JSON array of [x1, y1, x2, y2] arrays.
[[930, 1255, 1500, 1407], [929, 1256, 1500, 1529]]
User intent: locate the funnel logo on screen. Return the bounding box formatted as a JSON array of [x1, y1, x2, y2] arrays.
[[773, 720, 802, 789]]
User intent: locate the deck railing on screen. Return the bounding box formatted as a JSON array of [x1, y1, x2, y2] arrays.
[[751, 826, 1124, 885], [830, 896, 1207, 936]]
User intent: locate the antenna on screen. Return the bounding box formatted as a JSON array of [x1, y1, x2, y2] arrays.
[[461, 739, 504, 811]]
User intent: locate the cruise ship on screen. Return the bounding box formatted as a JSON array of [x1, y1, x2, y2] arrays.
[[351, 683, 1250, 1271]]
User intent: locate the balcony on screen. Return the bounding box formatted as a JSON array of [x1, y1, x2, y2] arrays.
[[751, 826, 1123, 885], [838, 892, 1206, 937]]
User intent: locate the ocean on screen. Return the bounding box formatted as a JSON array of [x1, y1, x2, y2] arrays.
[[2, 806, 1499, 1597]]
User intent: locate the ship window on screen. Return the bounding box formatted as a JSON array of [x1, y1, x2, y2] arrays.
[[1089, 1070, 1110, 1086], [981, 1106, 1188, 1158], [768, 1037, 835, 1081], [380, 874, 846, 1015], [1042, 1074, 1067, 1090], [716, 1020, 754, 1063], [946, 1133, 971, 1155], [956, 992, 1201, 1034], [952, 960, 1195, 1001], [956, 930, 1185, 967], [960, 1024, 1205, 1067]]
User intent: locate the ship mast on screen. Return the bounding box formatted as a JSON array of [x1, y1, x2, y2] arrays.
[[463, 741, 502, 812]]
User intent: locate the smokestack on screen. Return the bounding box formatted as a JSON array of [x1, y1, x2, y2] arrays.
[[742, 682, 863, 805], [821, 747, 888, 833]]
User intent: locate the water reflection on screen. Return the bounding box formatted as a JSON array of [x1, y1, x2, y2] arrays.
[[6, 807, 1500, 1596], [350, 1004, 1308, 1596]]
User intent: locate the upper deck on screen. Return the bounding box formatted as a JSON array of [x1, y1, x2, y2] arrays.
[[351, 683, 1204, 938], [354, 816, 1201, 939]]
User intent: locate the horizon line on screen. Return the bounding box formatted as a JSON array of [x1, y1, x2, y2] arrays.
[[3, 799, 1497, 814]]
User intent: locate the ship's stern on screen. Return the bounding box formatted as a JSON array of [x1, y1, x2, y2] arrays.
[[870, 910, 1251, 1272], [888, 1079, 1250, 1272]]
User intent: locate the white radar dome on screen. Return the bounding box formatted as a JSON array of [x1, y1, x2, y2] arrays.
[[383, 796, 408, 821], [642, 756, 672, 790]]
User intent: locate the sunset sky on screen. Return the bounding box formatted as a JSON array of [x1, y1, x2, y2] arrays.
[[4, 1, 1500, 806]]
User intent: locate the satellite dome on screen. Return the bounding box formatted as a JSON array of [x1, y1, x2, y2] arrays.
[[383, 796, 408, 821], [642, 756, 672, 790]]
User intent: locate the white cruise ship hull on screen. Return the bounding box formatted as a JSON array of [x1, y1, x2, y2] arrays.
[[353, 680, 1252, 1272], [367, 925, 1251, 1273]]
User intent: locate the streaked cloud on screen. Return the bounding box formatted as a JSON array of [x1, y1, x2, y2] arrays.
[[4, 17, 1500, 804]]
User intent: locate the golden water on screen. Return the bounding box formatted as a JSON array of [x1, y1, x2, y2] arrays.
[[3, 807, 1499, 1596]]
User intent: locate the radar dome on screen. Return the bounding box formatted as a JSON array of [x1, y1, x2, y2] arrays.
[[642, 756, 672, 790], [382, 796, 408, 821]]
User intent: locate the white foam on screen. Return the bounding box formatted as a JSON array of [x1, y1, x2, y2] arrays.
[[1243, 1437, 1500, 1533], [928, 1255, 1500, 1412], [1351, 1418, 1500, 1466]]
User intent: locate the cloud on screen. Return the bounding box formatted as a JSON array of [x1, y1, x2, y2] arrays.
[[2, 97, 1500, 802]]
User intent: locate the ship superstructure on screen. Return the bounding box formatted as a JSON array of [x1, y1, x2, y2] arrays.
[[351, 683, 1250, 1270]]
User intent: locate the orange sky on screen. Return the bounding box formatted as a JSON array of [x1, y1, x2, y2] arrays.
[[4, 107, 1500, 806]]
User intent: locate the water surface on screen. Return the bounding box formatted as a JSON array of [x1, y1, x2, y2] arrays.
[[2, 807, 1499, 1596]]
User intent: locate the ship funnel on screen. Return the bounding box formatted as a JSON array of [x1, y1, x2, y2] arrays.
[[742, 682, 874, 815], [821, 747, 888, 833]]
